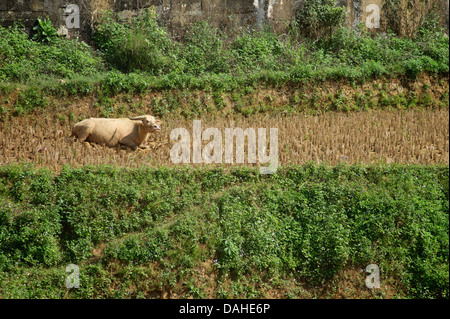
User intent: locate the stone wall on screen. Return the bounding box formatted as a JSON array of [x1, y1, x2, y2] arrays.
[[0, 0, 448, 41]]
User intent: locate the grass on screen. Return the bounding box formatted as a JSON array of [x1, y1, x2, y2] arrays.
[[0, 8, 448, 103], [0, 163, 448, 298]]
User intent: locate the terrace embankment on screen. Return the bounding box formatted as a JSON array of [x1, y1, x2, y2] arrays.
[[0, 74, 448, 171]]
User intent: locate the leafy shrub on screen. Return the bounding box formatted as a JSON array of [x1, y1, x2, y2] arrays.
[[13, 86, 48, 115], [296, 0, 346, 39], [0, 23, 103, 83], [103, 230, 169, 264], [0, 207, 63, 268], [291, 186, 351, 282], [403, 58, 425, 78], [231, 28, 291, 73], [93, 8, 177, 74], [0, 168, 62, 269], [313, 24, 449, 80], [180, 21, 231, 76], [31, 17, 58, 43], [0, 164, 448, 297]]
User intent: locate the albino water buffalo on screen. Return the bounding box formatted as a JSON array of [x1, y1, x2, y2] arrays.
[[72, 115, 161, 150]]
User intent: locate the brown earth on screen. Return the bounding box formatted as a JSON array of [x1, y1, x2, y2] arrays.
[[87, 257, 405, 299]]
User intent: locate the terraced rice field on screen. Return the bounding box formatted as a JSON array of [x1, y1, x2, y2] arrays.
[[1, 108, 448, 171]]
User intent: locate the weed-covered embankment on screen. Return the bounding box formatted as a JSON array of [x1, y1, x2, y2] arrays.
[[0, 8, 448, 101], [0, 164, 448, 298]]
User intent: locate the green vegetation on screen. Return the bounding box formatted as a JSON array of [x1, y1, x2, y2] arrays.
[[0, 6, 448, 98], [295, 0, 346, 39], [0, 23, 103, 84], [31, 17, 58, 44], [93, 10, 176, 75], [0, 163, 448, 298], [0, 2, 448, 300]]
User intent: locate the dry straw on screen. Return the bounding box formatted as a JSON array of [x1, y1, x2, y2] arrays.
[[0, 109, 448, 172]]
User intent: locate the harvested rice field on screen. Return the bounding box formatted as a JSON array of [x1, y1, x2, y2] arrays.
[[0, 107, 448, 171]]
